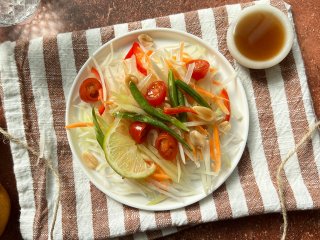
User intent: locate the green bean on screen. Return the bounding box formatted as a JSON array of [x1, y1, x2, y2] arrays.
[[114, 112, 191, 150], [92, 108, 104, 148], [168, 70, 179, 107], [177, 89, 187, 122], [129, 81, 188, 132], [175, 80, 211, 108]]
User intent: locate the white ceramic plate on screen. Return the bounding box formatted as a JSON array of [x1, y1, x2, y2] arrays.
[[66, 28, 249, 211]]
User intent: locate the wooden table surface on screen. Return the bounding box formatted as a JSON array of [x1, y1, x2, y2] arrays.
[[1, 0, 320, 239]]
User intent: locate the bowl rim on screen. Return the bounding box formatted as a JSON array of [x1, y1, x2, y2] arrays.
[[227, 4, 294, 69]]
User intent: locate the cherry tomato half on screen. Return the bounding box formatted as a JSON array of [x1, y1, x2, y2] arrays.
[[155, 132, 178, 161], [79, 78, 102, 103], [129, 121, 150, 144], [145, 81, 167, 107], [187, 59, 210, 81]]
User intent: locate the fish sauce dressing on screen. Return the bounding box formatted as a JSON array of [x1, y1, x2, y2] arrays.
[[234, 11, 286, 61]]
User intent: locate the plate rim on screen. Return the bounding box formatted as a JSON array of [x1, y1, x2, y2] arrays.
[[65, 28, 249, 211]]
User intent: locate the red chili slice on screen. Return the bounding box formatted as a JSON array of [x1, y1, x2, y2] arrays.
[[155, 132, 178, 161], [125, 42, 147, 76]]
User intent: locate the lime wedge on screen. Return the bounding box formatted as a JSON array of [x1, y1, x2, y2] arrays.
[[103, 126, 156, 179]]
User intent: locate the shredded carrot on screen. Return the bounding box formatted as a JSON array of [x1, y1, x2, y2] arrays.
[[190, 83, 229, 101], [184, 93, 195, 105], [190, 83, 229, 114], [103, 100, 113, 105], [151, 173, 171, 181], [147, 163, 171, 182], [181, 53, 193, 64], [146, 50, 153, 56], [190, 83, 218, 100], [212, 125, 221, 172], [165, 59, 183, 80], [195, 125, 208, 136], [182, 58, 192, 64], [155, 164, 165, 175], [209, 67, 217, 73], [209, 137, 215, 161], [145, 50, 153, 65], [212, 80, 222, 86], [65, 122, 94, 129]]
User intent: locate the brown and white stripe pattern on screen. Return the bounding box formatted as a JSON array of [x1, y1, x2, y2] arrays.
[[0, 41, 37, 238], [1, 0, 320, 239], [273, 0, 320, 208], [44, 35, 80, 238], [15, 40, 49, 239], [29, 37, 64, 239]]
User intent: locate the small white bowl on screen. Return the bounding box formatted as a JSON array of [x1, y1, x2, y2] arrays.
[[227, 5, 294, 69]]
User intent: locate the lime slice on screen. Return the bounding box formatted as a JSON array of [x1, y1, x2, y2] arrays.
[[103, 127, 156, 179]]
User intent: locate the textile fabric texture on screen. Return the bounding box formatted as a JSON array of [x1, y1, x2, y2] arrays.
[[0, 0, 319, 239]]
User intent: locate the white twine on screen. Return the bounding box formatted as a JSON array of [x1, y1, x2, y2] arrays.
[[0, 127, 60, 240], [276, 120, 320, 240]]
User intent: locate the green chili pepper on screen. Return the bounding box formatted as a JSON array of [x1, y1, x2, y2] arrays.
[[175, 80, 211, 108], [168, 70, 179, 107], [177, 89, 187, 122], [92, 108, 104, 148], [129, 81, 188, 132], [114, 112, 191, 151]]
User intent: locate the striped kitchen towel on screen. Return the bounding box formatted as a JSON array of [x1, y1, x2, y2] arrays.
[[1, 0, 320, 239]]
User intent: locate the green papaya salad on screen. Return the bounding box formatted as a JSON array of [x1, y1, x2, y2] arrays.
[[66, 34, 242, 204]]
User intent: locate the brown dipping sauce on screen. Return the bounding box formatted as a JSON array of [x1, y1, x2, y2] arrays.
[[234, 11, 285, 61]]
